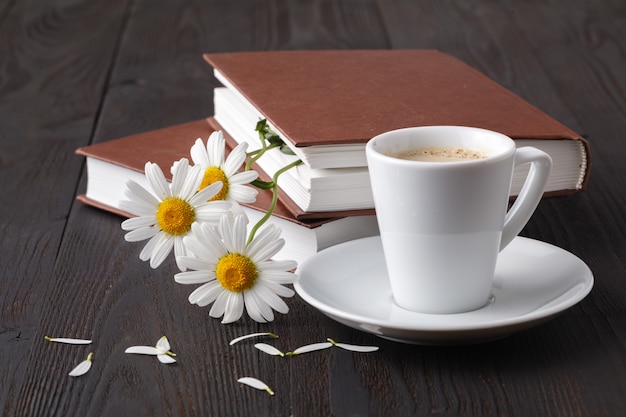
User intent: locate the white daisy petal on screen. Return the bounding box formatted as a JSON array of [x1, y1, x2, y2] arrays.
[[258, 273, 298, 288], [124, 226, 159, 242], [179, 254, 215, 272], [229, 170, 259, 185], [190, 138, 211, 167], [170, 158, 189, 196], [254, 343, 285, 357], [244, 290, 273, 323], [218, 215, 236, 250], [196, 225, 229, 258], [231, 215, 248, 253], [121, 216, 157, 231], [158, 354, 177, 364], [207, 131, 225, 167], [242, 295, 265, 323], [222, 143, 249, 176], [246, 226, 283, 261], [336, 343, 380, 353], [328, 338, 379, 352], [125, 346, 161, 355], [188, 181, 221, 205], [229, 332, 279, 346], [258, 259, 298, 272], [155, 336, 171, 353], [188, 282, 212, 304], [138, 233, 163, 261], [175, 270, 213, 285], [68, 353, 93, 377], [174, 240, 187, 269], [260, 280, 295, 298], [182, 233, 218, 261], [124, 180, 159, 207], [146, 234, 174, 269], [179, 163, 204, 200], [119, 198, 155, 217], [251, 239, 285, 264], [209, 291, 229, 319], [228, 185, 258, 204], [145, 162, 171, 199], [254, 283, 291, 314], [44, 336, 92, 345], [194, 204, 232, 224], [190, 281, 223, 306], [237, 377, 274, 395], [288, 342, 333, 356], [245, 230, 280, 261], [221, 292, 244, 324], [241, 291, 268, 323]]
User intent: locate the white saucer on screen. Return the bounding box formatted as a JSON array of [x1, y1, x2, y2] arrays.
[[294, 236, 593, 345]]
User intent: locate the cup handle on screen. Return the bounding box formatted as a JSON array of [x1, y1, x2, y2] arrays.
[[500, 147, 552, 251]]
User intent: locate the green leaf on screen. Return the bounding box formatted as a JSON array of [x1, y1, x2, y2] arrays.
[[250, 179, 275, 190]]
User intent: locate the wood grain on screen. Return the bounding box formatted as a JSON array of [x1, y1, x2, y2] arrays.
[[1, 0, 625, 416]]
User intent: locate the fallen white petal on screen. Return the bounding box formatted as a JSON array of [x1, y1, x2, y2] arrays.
[[229, 332, 279, 346], [237, 377, 274, 395], [328, 338, 379, 352], [125, 337, 177, 364], [125, 346, 161, 355], [157, 354, 177, 364], [335, 343, 379, 352], [44, 336, 92, 345], [69, 352, 93, 377], [155, 336, 171, 353], [288, 342, 333, 356], [254, 343, 285, 357]]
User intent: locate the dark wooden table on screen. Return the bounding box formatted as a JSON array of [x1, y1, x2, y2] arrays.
[[1, 1, 625, 416]]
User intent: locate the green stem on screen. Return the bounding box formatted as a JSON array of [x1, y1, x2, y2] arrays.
[[246, 159, 303, 245], [245, 143, 281, 171]]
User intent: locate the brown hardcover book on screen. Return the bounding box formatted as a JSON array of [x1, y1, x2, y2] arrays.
[[204, 49, 590, 213], [75, 118, 378, 262]]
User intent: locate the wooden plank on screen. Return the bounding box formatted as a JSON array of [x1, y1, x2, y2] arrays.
[[0, 0, 130, 415]]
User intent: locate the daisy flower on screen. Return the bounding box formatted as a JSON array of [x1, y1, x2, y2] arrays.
[[120, 158, 232, 269], [174, 215, 298, 323], [189, 130, 259, 204]]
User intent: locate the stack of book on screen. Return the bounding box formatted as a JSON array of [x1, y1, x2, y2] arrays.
[[204, 49, 590, 219], [76, 49, 590, 263]]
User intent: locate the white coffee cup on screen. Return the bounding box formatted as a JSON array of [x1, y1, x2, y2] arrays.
[[366, 126, 552, 314]]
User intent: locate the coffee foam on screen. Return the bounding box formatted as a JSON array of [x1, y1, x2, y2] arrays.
[[389, 146, 489, 162]]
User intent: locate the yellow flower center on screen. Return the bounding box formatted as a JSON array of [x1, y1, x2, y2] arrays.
[[216, 253, 258, 292], [200, 166, 229, 201], [156, 197, 195, 235]]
